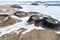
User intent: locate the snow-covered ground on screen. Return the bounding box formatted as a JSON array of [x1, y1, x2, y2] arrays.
[[0, 4, 60, 37], [0, 16, 45, 37]]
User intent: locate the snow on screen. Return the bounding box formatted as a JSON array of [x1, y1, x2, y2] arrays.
[[0, 4, 60, 37], [4, 17, 9, 22], [0, 16, 44, 37]]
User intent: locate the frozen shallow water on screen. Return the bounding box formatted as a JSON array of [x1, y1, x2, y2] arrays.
[[20, 5, 60, 21], [0, 4, 60, 37]]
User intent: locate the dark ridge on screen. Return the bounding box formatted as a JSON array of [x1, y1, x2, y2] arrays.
[[44, 4, 60, 6], [11, 4, 23, 9], [28, 12, 39, 14], [31, 2, 39, 6]]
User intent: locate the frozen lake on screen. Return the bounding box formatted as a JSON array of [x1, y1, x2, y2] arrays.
[[20, 5, 60, 21]]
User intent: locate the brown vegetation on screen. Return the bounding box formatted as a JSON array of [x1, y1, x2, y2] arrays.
[[0, 17, 21, 28], [1, 29, 59, 40]]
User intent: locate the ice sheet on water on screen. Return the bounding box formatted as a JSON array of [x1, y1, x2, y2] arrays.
[[21, 5, 60, 21]]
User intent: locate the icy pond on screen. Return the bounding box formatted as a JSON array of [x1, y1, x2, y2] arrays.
[[20, 5, 60, 21]]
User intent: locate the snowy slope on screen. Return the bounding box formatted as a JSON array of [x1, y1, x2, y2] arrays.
[[0, 4, 60, 37], [0, 16, 45, 37]]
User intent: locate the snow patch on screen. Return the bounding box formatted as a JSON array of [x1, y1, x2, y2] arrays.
[[0, 16, 45, 37]]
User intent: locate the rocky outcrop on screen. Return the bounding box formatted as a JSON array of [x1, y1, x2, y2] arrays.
[[26, 14, 60, 30], [14, 11, 28, 18]]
